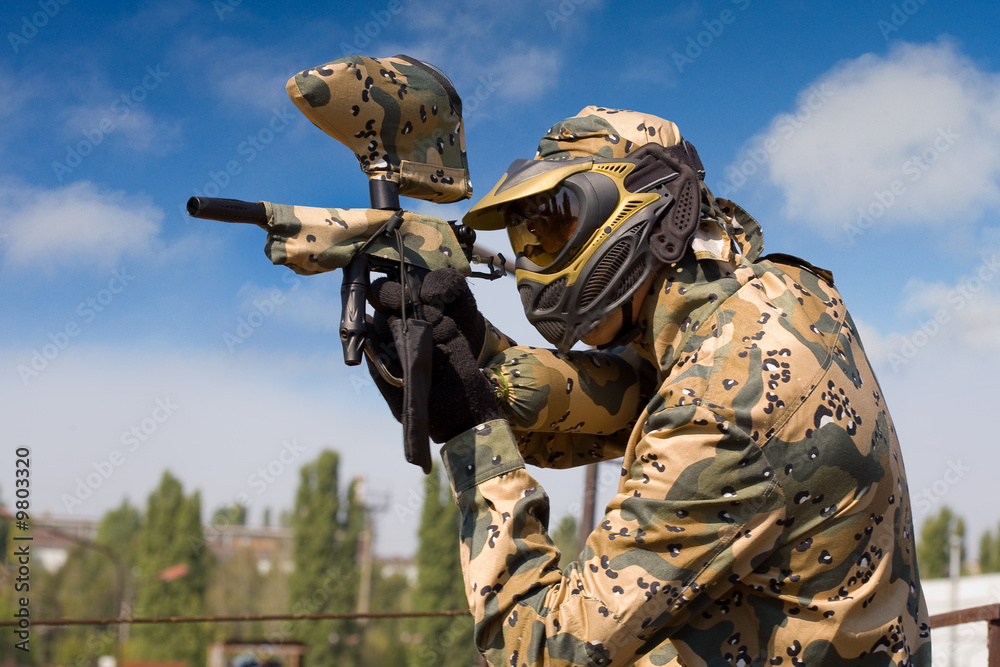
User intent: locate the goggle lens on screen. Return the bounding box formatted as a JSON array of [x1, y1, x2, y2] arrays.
[[505, 187, 580, 268]]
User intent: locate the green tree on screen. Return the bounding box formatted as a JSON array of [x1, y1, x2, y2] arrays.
[[34, 501, 141, 667], [916, 506, 966, 579], [211, 503, 247, 526], [0, 485, 17, 666], [409, 466, 477, 667], [552, 514, 580, 561], [979, 523, 1000, 574], [288, 450, 364, 667], [131, 472, 213, 666], [359, 563, 411, 666], [49, 542, 118, 665], [0, 484, 9, 566], [207, 544, 267, 640]]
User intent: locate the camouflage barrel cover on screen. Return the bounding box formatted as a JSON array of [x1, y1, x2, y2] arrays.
[[261, 202, 470, 276], [287, 55, 472, 204]]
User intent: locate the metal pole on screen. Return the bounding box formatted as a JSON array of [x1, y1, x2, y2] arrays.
[[356, 477, 373, 625], [578, 464, 599, 553], [949, 529, 962, 667]]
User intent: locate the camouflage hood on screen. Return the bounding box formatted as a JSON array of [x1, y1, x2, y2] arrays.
[[535, 105, 683, 160], [633, 186, 766, 374], [287, 54, 472, 204]]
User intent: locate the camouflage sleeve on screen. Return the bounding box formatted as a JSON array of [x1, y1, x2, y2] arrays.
[[512, 429, 632, 469], [476, 317, 517, 367], [485, 345, 655, 468], [440, 406, 787, 666]]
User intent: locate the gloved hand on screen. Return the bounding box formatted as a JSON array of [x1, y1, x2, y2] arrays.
[[366, 268, 501, 443]]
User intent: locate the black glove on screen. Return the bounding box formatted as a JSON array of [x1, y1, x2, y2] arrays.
[[366, 268, 500, 443]]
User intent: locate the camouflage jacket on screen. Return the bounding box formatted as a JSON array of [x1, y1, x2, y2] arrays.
[[440, 199, 930, 666]]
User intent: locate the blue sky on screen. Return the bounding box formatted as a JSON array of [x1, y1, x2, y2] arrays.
[[3, 0, 1000, 558]]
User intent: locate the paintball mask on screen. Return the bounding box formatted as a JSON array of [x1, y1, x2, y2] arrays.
[[464, 107, 705, 352]]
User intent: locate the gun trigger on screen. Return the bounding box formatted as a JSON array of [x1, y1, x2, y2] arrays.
[[364, 339, 404, 387]]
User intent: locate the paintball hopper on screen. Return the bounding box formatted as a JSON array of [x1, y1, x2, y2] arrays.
[[286, 55, 472, 205]]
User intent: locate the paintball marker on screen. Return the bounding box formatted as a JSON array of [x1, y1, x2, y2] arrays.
[[187, 55, 509, 473]]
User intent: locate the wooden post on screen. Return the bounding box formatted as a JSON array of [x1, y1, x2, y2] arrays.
[[989, 618, 1000, 667], [579, 463, 599, 552]]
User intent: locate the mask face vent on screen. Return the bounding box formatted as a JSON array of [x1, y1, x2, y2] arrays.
[[527, 277, 567, 312], [608, 197, 649, 226], [593, 163, 631, 176], [579, 222, 646, 309], [534, 319, 568, 346]]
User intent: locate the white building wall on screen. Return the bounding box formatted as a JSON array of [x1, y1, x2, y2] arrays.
[[922, 574, 1000, 667]]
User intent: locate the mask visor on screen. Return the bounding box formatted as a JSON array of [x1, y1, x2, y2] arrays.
[[505, 186, 580, 269]]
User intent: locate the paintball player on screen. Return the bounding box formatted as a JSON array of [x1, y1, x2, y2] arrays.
[[367, 106, 930, 666]]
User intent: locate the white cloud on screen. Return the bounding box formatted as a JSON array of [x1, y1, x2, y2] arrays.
[[0, 181, 163, 270], [60, 103, 184, 157], [490, 46, 562, 102], [855, 268, 1000, 548], [174, 35, 300, 114], [0, 64, 30, 121], [722, 40, 1000, 236], [235, 279, 340, 333], [381, 1, 566, 107], [859, 250, 1000, 373]]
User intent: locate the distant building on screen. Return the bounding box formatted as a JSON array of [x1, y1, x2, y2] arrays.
[[28, 515, 413, 578], [30, 515, 295, 575], [923, 573, 1000, 667]]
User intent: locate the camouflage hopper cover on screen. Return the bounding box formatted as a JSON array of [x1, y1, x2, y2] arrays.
[[261, 202, 470, 276], [287, 55, 472, 204]]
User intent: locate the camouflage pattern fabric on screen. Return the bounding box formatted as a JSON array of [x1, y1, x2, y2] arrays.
[[441, 189, 930, 666], [536, 106, 683, 161], [286, 54, 472, 204], [261, 202, 470, 276], [486, 345, 656, 469]]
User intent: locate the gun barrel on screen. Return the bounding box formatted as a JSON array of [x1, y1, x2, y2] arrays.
[[186, 197, 267, 225]]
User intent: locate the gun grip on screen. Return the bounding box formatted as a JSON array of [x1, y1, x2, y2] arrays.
[[391, 318, 433, 474], [340, 255, 369, 365]]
